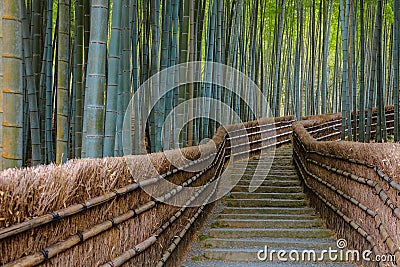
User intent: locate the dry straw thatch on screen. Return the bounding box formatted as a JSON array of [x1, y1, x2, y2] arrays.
[[293, 107, 400, 266], [0, 124, 228, 266], [0, 116, 295, 266]]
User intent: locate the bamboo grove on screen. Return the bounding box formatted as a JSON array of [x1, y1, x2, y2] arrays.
[[0, 0, 399, 170]]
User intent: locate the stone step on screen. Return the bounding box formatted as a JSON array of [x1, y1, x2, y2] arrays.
[[257, 158, 293, 161], [237, 180, 301, 187], [258, 155, 293, 159], [202, 237, 335, 249], [242, 171, 298, 175], [220, 207, 315, 215], [229, 192, 306, 200], [217, 213, 317, 221], [262, 172, 298, 176], [232, 185, 302, 193], [214, 219, 323, 228], [252, 161, 294, 165], [235, 162, 289, 165], [233, 164, 294, 169], [232, 165, 296, 170], [236, 163, 293, 166], [231, 176, 300, 182], [209, 228, 332, 239], [232, 169, 296, 175], [230, 175, 299, 180], [235, 170, 298, 175], [182, 145, 355, 266], [203, 247, 340, 262], [227, 198, 308, 208]]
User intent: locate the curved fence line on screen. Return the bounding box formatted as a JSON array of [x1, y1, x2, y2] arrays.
[[1, 108, 398, 266], [292, 109, 400, 266], [0, 117, 293, 266]]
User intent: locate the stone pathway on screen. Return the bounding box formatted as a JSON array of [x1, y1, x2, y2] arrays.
[[181, 146, 355, 266]]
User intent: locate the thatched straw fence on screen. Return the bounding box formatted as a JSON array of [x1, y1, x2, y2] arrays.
[[0, 117, 294, 267], [293, 107, 400, 267]]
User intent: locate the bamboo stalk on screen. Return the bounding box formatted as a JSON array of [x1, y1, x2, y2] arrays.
[[21, 0, 41, 166], [73, 0, 85, 158], [103, 0, 122, 157], [44, 0, 54, 163], [394, 0, 400, 142], [83, 0, 109, 158], [2, 0, 24, 169], [56, 0, 71, 163], [0, 0, 4, 170], [30, 0, 41, 92]]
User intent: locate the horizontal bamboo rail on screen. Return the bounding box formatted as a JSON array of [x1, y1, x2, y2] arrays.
[[227, 119, 294, 135], [293, 153, 383, 266], [3, 138, 228, 267], [293, 147, 399, 261], [100, 136, 227, 267], [292, 110, 400, 266], [0, 148, 219, 240], [293, 130, 400, 192], [2, 108, 397, 266]]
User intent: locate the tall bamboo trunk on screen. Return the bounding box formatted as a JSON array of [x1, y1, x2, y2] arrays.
[[273, 0, 286, 117], [103, 0, 122, 157], [366, 4, 379, 142], [394, 0, 400, 142], [83, 0, 109, 158], [340, 0, 351, 140], [31, 0, 42, 94], [56, 0, 71, 163], [21, 0, 41, 165], [359, 0, 366, 142], [202, 0, 216, 140], [2, 0, 24, 168], [71, 0, 84, 158], [321, 1, 332, 115], [115, 0, 131, 156], [376, 0, 384, 142], [0, 0, 3, 170]]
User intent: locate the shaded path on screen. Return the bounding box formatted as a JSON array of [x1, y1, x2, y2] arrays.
[[182, 145, 355, 266]]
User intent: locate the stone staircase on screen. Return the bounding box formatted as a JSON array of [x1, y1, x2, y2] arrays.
[[182, 146, 355, 266]]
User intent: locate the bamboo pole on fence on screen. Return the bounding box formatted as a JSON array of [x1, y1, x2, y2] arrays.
[[155, 145, 226, 267], [292, 125, 400, 265], [4, 138, 228, 266], [0, 147, 220, 240], [101, 138, 227, 267], [0, 183, 139, 240]]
